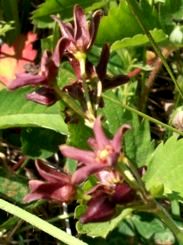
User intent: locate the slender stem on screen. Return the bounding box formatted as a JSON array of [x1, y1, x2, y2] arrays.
[[139, 48, 172, 111], [6, 220, 23, 243], [153, 200, 183, 244], [54, 86, 85, 118], [126, 160, 148, 200], [103, 94, 183, 137], [126, 0, 183, 99], [0, 199, 87, 245], [117, 161, 139, 191], [79, 56, 96, 124], [82, 79, 95, 122]]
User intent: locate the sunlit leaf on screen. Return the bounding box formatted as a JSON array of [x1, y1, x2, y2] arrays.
[[144, 136, 183, 199], [96, 0, 159, 45], [111, 29, 167, 51]]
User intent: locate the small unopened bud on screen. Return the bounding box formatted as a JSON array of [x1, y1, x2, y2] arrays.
[[172, 111, 183, 131]]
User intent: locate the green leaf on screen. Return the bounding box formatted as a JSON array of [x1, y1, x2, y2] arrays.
[[124, 113, 154, 167], [0, 167, 28, 203], [21, 127, 65, 159], [0, 20, 14, 37], [159, 0, 183, 33], [154, 229, 175, 245], [96, 0, 159, 45], [102, 90, 132, 134], [144, 136, 183, 199], [76, 208, 133, 238], [32, 0, 104, 28], [0, 88, 68, 134], [131, 214, 165, 239], [68, 119, 92, 149], [111, 29, 167, 51]]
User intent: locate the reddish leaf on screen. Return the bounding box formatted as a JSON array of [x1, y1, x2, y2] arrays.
[[0, 32, 37, 86]]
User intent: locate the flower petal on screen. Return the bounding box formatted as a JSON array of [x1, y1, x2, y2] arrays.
[[74, 5, 90, 50], [24, 180, 74, 203], [96, 44, 110, 81], [87, 137, 97, 149], [26, 87, 58, 105], [35, 160, 70, 184], [67, 54, 81, 79], [60, 145, 95, 165], [8, 73, 44, 90], [112, 183, 135, 204], [39, 51, 58, 83], [93, 116, 110, 149], [71, 164, 105, 184], [102, 74, 130, 90], [111, 124, 131, 152], [52, 15, 74, 41], [80, 193, 115, 223], [88, 10, 103, 48], [52, 37, 70, 67]]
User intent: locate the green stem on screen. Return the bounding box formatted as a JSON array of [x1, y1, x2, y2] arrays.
[[117, 161, 139, 191], [103, 94, 183, 137], [126, 0, 183, 99], [82, 79, 95, 123], [126, 160, 148, 200], [54, 86, 85, 118], [79, 56, 96, 124], [0, 199, 87, 245], [153, 201, 183, 244]]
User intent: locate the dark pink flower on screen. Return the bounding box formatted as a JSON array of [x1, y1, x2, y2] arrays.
[[60, 117, 130, 184], [80, 192, 115, 223], [66, 43, 140, 89], [80, 170, 135, 223], [24, 160, 76, 203], [52, 5, 102, 55], [8, 38, 69, 105]]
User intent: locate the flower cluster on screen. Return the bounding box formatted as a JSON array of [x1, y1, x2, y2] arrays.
[[7, 5, 103, 107], [7, 4, 140, 117], [80, 169, 135, 223], [24, 117, 137, 223], [60, 116, 130, 184], [7, 4, 142, 224], [52, 5, 102, 58]]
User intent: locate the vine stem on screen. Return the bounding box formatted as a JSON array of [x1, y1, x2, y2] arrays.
[[0, 199, 87, 245], [153, 200, 183, 244], [126, 0, 183, 99], [103, 94, 183, 137]]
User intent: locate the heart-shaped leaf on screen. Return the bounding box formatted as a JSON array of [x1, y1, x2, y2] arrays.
[[144, 136, 183, 200], [96, 0, 159, 45]]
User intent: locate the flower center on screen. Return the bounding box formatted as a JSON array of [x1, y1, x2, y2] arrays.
[[96, 145, 114, 164]]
